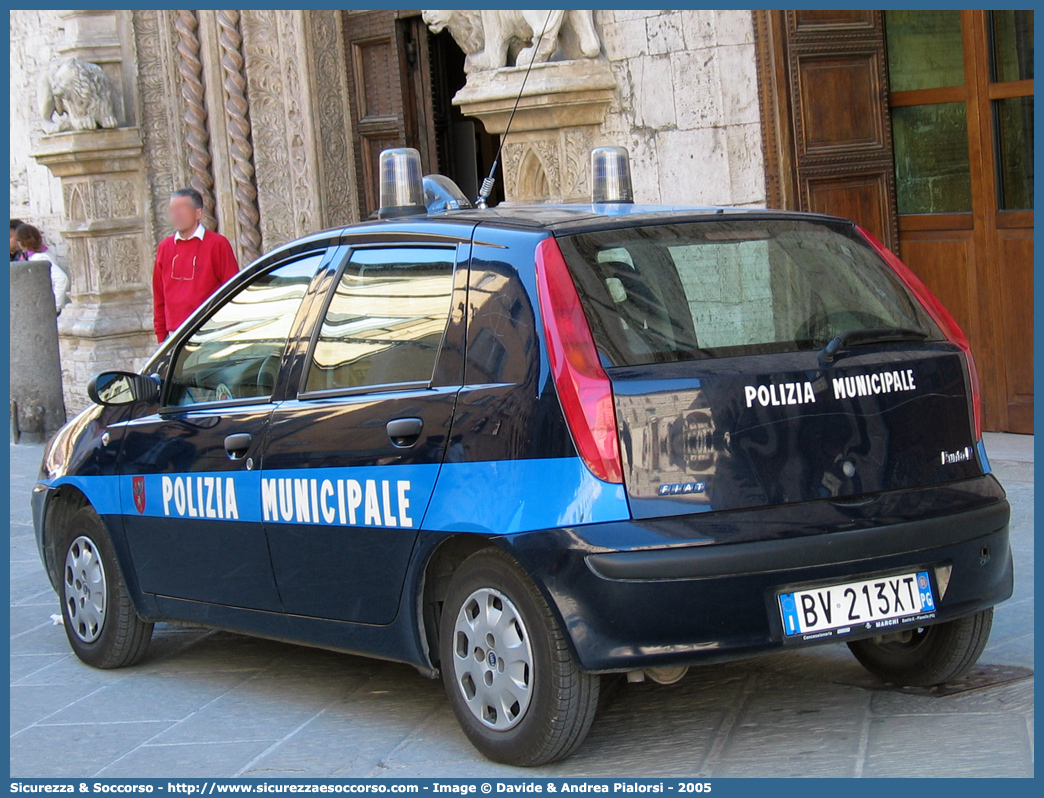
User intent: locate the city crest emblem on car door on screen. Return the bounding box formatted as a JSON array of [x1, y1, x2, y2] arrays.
[[132, 475, 146, 514]]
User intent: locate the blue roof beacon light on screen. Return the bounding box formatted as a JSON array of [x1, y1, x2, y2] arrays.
[[377, 147, 427, 219], [591, 146, 634, 204], [423, 174, 473, 215]]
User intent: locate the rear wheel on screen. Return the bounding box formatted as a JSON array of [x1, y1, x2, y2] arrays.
[[847, 608, 993, 687], [439, 548, 600, 766], [58, 507, 153, 668]]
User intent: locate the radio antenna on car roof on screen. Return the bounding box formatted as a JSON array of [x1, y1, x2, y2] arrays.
[[474, 9, 554, 210]]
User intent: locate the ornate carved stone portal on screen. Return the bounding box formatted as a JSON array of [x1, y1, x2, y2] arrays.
[[25, 9, 359, 411]]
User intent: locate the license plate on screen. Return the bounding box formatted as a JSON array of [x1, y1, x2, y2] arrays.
[[778, 570, 936, 640]]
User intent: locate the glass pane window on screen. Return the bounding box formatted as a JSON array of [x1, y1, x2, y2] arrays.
[[995, 96, 1034, 210], [168, 254, 323, 405], [991, 10, 1034, 83], [892, 103, 973, 214], [305, 247, 455, 393], [885, 11, 965, 92]]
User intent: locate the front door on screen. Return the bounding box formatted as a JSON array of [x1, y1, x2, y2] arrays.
[[885, 10, 1034, 433], [262, 242, 466, 624], [118, 253, 325, 610]]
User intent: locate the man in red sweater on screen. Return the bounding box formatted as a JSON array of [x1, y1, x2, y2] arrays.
[[152, 188, 239, 342]]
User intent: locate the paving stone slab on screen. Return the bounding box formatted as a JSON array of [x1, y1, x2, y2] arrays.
[[863, 713, 1033, 777], [10, 721, 175, 778], [97, 740, 276, 779]]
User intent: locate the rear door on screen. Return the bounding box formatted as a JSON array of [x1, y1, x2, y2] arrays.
[[117, 251, 327, 609], [555, 217, 985, 520], [261, 239, 469, 624]]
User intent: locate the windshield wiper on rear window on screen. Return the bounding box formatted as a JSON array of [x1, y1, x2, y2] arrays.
[[819, 327, 928, 365]]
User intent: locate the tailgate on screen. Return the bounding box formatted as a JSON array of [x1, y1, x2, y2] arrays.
[[611, 345, 981, 518]]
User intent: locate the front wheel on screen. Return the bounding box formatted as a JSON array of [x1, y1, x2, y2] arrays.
[[847, 608, 993, 687], [58, 507, 154, 668], [439, 548, 600, 766]]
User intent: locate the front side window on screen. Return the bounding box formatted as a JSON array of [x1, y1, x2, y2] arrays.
[[304, 247, 455, 393], [167, 254, 323, 406], [557, 220, 939, 366]]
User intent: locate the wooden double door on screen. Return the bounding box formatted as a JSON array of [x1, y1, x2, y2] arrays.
[[756, 10, 1033, 433]]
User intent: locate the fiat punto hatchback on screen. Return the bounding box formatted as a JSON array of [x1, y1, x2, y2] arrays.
[[33, 148, 1012, 766]]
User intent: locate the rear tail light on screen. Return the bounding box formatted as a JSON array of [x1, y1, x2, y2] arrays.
[[857, 226, 982, 439], [534, 236, 624, 484]]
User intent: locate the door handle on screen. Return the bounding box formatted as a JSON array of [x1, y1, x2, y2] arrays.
[[386, 417, 423, 447], [224, 433, 252, 459]]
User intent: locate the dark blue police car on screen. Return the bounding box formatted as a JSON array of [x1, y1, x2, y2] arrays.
[[32, 147, 1012, 766]]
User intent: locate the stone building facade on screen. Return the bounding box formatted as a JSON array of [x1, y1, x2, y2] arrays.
[[8, 10, 1032, 432]]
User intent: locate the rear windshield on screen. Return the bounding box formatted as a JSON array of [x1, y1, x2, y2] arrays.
[[556, 219, 940, 366]]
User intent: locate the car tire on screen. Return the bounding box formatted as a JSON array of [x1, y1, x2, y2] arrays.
[[58, 506, 153, 669], [439, 547, 600, 766], [847, 608, 993, 687]]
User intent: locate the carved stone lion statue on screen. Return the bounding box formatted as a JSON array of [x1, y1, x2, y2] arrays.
[[38, 57, 119, 133], [423, 10, 601, 73], [423, 10, 486, 73]]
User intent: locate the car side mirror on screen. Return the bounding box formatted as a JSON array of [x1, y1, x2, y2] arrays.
[[86, 371, 162, 407]]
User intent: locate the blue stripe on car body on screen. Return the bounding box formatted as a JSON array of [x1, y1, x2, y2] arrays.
[[38, 456, 629, 534]]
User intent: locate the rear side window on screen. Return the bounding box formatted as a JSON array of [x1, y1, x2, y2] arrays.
[[556, 220, 939, 365], [303, 247, 455, 393]]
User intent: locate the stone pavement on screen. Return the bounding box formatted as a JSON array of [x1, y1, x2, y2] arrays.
[[9, 434, 1034, 778]]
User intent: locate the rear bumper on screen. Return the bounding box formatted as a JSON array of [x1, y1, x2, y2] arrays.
[[586, 501, 1007, 580], [503, 476, 1013, 672]]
